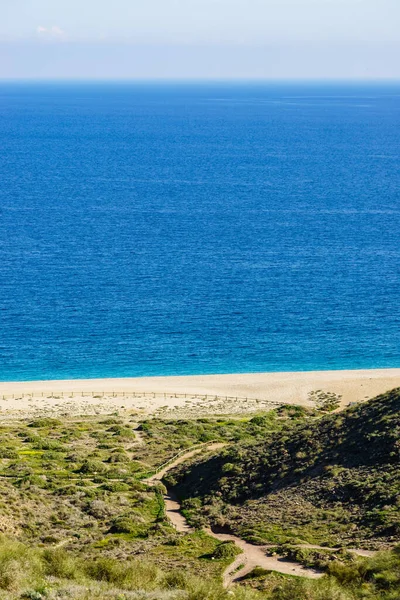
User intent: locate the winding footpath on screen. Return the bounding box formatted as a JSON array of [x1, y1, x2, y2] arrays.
[[145, 443, 377, 586], [145, 444, 324, 585]]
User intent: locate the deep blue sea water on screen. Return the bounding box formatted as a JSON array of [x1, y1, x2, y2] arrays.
[[0, 82, 399, 381]]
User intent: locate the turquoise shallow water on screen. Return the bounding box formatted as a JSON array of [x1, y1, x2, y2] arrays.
[[0, 82, 399, 381]]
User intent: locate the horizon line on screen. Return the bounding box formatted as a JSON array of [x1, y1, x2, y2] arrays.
[[1, 77, 400, 84]]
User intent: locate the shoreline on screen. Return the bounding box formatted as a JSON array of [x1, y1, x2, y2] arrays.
[[0, 368, 399, 420]]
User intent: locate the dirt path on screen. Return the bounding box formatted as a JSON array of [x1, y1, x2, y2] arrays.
[[220, 540, 376, 586], [145, 443, 226, 483], [145, 443, 225, 534], [163, 490, 193, 533], [144, 444, 322, 584], [160, 490, 324, 582], [144, 444, 378, 586], [206, 529, 322, 585]]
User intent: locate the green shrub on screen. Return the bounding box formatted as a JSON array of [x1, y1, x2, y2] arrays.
[[101, 418, 123, 425], [109, 514, 145, 534], [54, 485, 79, 496], [107, 426, 135, 439], [0, 537, 43, 592], [29, 418, 62, 428], [101, 481, 130, 492], [33, 439, 64, 451], [43, 548, 80, 579], [85, 499, 115, 519], [0, 448, 18, 459], [250, 415, 269, 426], [107, 450, 130, 463], [211, 541, 239, 559], [162, 569, 188, 589], [243, 566, 270, 579], [84, 557, 160, 589], [41, 451, 63, 461], [78, 460, 108, 474]]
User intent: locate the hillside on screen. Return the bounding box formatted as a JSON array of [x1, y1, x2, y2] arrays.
[[167, 388, 400, 549], [0, 396, 399, 598]]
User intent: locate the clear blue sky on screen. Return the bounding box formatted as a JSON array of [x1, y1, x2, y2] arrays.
[[1, 0, 399, 79]]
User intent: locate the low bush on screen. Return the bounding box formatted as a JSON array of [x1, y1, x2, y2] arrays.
[[0, 448, 18, 459], [78, 460, 108, 475], [211, 541, 239, 560], [29, 418, 62, 428], [84, 557, 160, 589], [0, 536, 43, 592], [109, 513, 145, 534], [101, 481, 130, 492], [43, 548, 80, 580]]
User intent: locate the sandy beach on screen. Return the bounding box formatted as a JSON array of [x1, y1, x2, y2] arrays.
[[0, 368, 399, 420]]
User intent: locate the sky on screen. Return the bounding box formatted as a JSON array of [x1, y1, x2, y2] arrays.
[[1, 0, 399, 79]]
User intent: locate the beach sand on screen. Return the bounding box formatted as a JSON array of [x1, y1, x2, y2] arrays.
[[0, 369, 399, 420]]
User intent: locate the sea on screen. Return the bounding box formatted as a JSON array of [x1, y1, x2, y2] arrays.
[[0, 81, 399, 381]]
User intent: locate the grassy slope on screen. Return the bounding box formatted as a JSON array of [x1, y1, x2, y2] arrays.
[[0, 396, 399, 599], [0, 415, 243, 595], [168, 389, 400, 549], [0, 409, 305, 599]]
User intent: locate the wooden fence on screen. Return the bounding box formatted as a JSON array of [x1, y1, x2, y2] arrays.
[[0, 390, 275, 404], [152, 443, 207, 475], [142, 442, 219, 481]]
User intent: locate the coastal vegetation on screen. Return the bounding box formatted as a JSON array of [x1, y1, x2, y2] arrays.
[[0, 390, 398, 598], [167, 389, 400, 550]]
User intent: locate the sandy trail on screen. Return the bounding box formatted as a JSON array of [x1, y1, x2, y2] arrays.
[[145, 443, 226, 483], [145, 443, 226, 533], [144, 444, 323, 584], [145, 444, 378, 585], [163, 491, 193, 534], [207, 530, 322, 585]]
